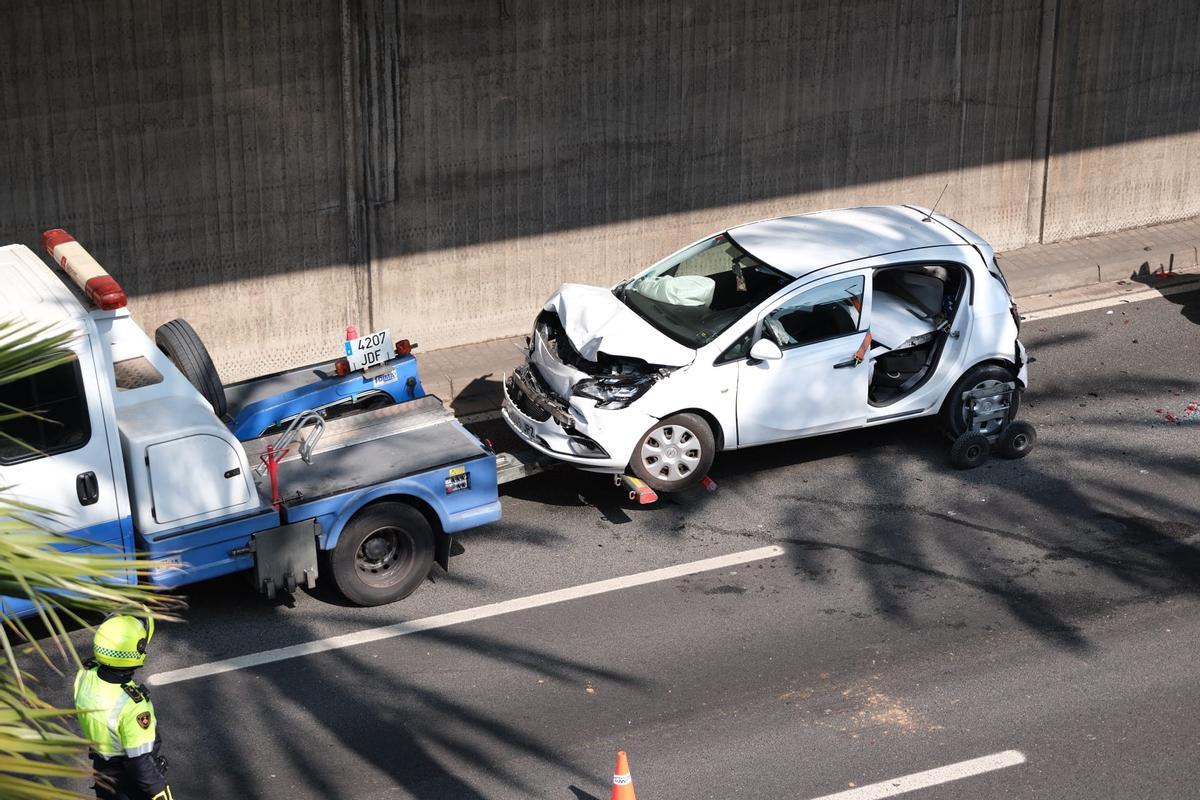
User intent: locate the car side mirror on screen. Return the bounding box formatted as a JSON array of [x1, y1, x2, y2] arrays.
[[749, 338, 783, 361]]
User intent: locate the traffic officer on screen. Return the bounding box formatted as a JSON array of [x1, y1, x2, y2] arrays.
[[74, 614, 176, 800]]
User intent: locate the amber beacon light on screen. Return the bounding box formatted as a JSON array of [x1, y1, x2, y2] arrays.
[[41, 228, 128, 310]]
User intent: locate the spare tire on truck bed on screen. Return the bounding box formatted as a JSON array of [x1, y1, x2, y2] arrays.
[[156, 318, 228, 419]]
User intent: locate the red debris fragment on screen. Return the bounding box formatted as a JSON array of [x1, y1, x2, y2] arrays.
[[1152, 402, 1198, 424]]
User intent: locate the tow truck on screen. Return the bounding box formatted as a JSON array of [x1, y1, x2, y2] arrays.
[[0, 230, 504, 614]]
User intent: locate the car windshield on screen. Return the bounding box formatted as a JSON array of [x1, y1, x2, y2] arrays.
[[621, 235, 792, 348]]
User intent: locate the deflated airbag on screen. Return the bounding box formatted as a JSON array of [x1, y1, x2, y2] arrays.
[[631, 275, 715, 307]]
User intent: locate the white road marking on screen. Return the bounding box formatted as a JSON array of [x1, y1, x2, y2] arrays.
[[148, 544, 786, 686], [808, 750, 1027, 800], [1021, 279, 1198, 321]]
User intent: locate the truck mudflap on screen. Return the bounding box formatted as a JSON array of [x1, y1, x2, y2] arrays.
[[229, 519, 321, 598], [435, 534, 454, 572]]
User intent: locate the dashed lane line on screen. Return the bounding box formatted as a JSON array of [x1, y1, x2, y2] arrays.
[[807, 750, 1027, 800]]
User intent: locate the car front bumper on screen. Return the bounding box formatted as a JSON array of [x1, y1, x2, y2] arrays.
[[501, 367, 654, 473]]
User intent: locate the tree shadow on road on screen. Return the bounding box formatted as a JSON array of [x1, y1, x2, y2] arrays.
[[165, 612, 640, 798], [739, 363, 1199, 653]]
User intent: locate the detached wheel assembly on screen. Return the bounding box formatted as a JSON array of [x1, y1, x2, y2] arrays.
[[997, 420, 1037, 459], [941, 364, 1020, 437], [950, 431, 990, 470]]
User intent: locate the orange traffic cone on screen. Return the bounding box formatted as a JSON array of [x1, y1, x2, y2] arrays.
[[611, 750, 637, 800]]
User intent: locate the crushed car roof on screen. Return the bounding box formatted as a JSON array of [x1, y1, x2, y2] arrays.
[[726, 205, 967, 278]]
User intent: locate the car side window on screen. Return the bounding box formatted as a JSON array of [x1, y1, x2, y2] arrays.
[[0, 356, 92, 465], [762, 276, 864, 350], [716, 327, 755, 364]]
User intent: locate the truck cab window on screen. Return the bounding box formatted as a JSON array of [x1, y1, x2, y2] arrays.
[[0, 356, 91, 464]]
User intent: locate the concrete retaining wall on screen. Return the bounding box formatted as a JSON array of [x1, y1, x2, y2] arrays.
[[1041, 0, 1200, 242], [1, 0, 1196, 379]]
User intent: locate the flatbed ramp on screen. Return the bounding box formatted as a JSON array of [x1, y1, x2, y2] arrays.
[[495, 448, 557, 484], [243, 396, 553, 497], [245, 396, 486, 502]]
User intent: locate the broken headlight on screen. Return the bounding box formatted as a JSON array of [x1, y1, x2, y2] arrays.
[[573, 374, 656, 409]]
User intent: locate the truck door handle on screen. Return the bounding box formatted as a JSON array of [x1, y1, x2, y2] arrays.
[[76, 472, 99, 506]]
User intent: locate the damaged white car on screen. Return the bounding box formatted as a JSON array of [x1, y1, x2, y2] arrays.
[[503, 205, 1030, 492]]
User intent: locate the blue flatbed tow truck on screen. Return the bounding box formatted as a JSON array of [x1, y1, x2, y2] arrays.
[[0, 230, 508, 614]]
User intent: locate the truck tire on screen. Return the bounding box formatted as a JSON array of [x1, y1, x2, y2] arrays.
[[331, 502, 435, 606], [156, 319, 228, 419], [630, 412, 715, 493]]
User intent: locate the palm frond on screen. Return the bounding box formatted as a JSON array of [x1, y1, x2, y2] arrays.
[[0, 317, 187, 797]]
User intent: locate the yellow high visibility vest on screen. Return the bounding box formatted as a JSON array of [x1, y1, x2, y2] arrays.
[[73, 667, 157, 759]]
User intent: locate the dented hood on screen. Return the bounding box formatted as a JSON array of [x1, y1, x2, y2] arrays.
[[544, 283, 696, 367]]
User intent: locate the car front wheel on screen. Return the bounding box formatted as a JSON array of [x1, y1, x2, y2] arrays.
[[629, 413, 715, 493]]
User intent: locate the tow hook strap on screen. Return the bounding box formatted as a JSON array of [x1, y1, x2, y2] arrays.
[[853, 331, 873, 366]]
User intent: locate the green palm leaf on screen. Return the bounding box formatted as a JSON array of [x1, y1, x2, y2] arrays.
[[0, 318, 185, 798]]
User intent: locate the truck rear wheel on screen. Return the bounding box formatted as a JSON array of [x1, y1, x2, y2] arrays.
[[156, 319, 228, 419], [331, 502, 434, 606]]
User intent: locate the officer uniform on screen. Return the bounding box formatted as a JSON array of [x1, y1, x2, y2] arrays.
[[73, 615, 176, 800]]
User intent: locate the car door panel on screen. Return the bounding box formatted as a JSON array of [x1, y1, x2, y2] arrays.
[[736, 334, 872, 445], [736, 272, 872, 446]]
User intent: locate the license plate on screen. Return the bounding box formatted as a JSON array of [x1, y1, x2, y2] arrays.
[[372, 368, 398, 388], [344, 329, 394, 371]]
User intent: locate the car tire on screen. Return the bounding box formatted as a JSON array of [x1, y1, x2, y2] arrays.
[[940, 363, 1020, 438], [331, 502, 435, 606], [629, 413, 715, 493], [155, 319, 228, 419], [950, 431, 990, 470], [997, 420, 1036, 459]]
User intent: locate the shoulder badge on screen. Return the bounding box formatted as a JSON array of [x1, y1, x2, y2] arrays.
[[136, 711, 152, 730], [122, 683, 144, 703]]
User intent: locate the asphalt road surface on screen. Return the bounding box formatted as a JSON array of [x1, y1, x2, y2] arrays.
[[56, 289, 1199, 798]]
